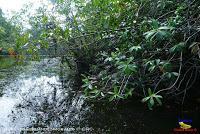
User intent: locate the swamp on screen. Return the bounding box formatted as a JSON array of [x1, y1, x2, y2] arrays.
[[0, 0, 200, 134]]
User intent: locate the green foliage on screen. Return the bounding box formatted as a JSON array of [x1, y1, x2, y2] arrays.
[[0, 56, 16, 69], [0, 9, 19, 49], [142, 88, 163, 110], [108, 86, 124, 101], [13, 0, 200, 110], [117, 58, 137, 75], [74, 0, 200, 109], [144, 20, 174, 41], [169, 42, 185, 53]]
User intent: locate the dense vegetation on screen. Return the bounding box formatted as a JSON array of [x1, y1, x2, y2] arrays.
[[0, 9, 19, 50], [2, 0, 200, 110]]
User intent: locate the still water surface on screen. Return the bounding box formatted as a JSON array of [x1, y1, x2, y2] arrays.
[[0, 57, 199, 134]]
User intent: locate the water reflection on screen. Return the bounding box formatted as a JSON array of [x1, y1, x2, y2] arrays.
[[0, 57, 199, 134], [0, 58, 88, 134]]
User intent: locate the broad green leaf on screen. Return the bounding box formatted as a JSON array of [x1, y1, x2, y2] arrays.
[[148, 88, 152, 95], [148, 101, 153, 110], [166, 72, 172, 78], [155, 59, 161, 65], [142, 96, 150, 102], [150, 97, 155, 106], [170, 42, 185, 53], [157, 30, 171, 39], [155, 97, 162, 105], [162, 62, 172, 72]]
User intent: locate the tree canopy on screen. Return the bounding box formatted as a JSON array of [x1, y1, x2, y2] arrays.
[[0, 9, 19, 50]]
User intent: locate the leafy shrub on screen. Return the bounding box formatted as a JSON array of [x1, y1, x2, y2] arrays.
[[14, 0, 200, 109]]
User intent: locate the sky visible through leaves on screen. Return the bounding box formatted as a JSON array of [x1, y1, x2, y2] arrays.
[[0, 0, 52, 17]]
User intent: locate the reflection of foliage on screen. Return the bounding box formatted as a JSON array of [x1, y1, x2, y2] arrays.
[[0, 57, 16, 69], [14, 0, 200, 109]]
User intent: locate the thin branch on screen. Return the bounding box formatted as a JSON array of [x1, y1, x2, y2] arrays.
[[155, 52, 183, 95]]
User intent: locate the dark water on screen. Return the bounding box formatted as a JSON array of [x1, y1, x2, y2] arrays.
[[0, 57, 199, 134]]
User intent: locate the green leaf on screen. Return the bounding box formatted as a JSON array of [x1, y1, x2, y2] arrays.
[[129, 46, 142, 52], [166, 72, 172, 78], [150, 97, 155, 106], [117, 95, 124, 99], [142, 96, 150, 102], [155, 97, 162, 105], [89, 89, 99, 94], [126, 88, 134, 97], [157, 30, 171, 39], [128, 64, 137, 72], [158, 26, 174, 30], [108, 91, 114, 95], [144, 24, 173, 41], [151, 19, 159, 29], [148, 88, 152, 95], [154, 95, 163, 98], [0, 26, 5, 34], [114, 86, 119, 93], [170, 42, 185, 53], [148, 65, 156, 72], [162, 62, 172, 72], [144, 30, 156, 41], [155, 59, 161, 65], [148, 101, 153, 110], [100, 92, 105, 97], [85, 83, 93, 90], [109, 95, 116, 101], [118, 61, 137, 75], [172, 72, 179, 77]]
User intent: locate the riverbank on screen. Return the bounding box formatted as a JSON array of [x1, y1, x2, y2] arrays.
[[0, 57, 199, 134]]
